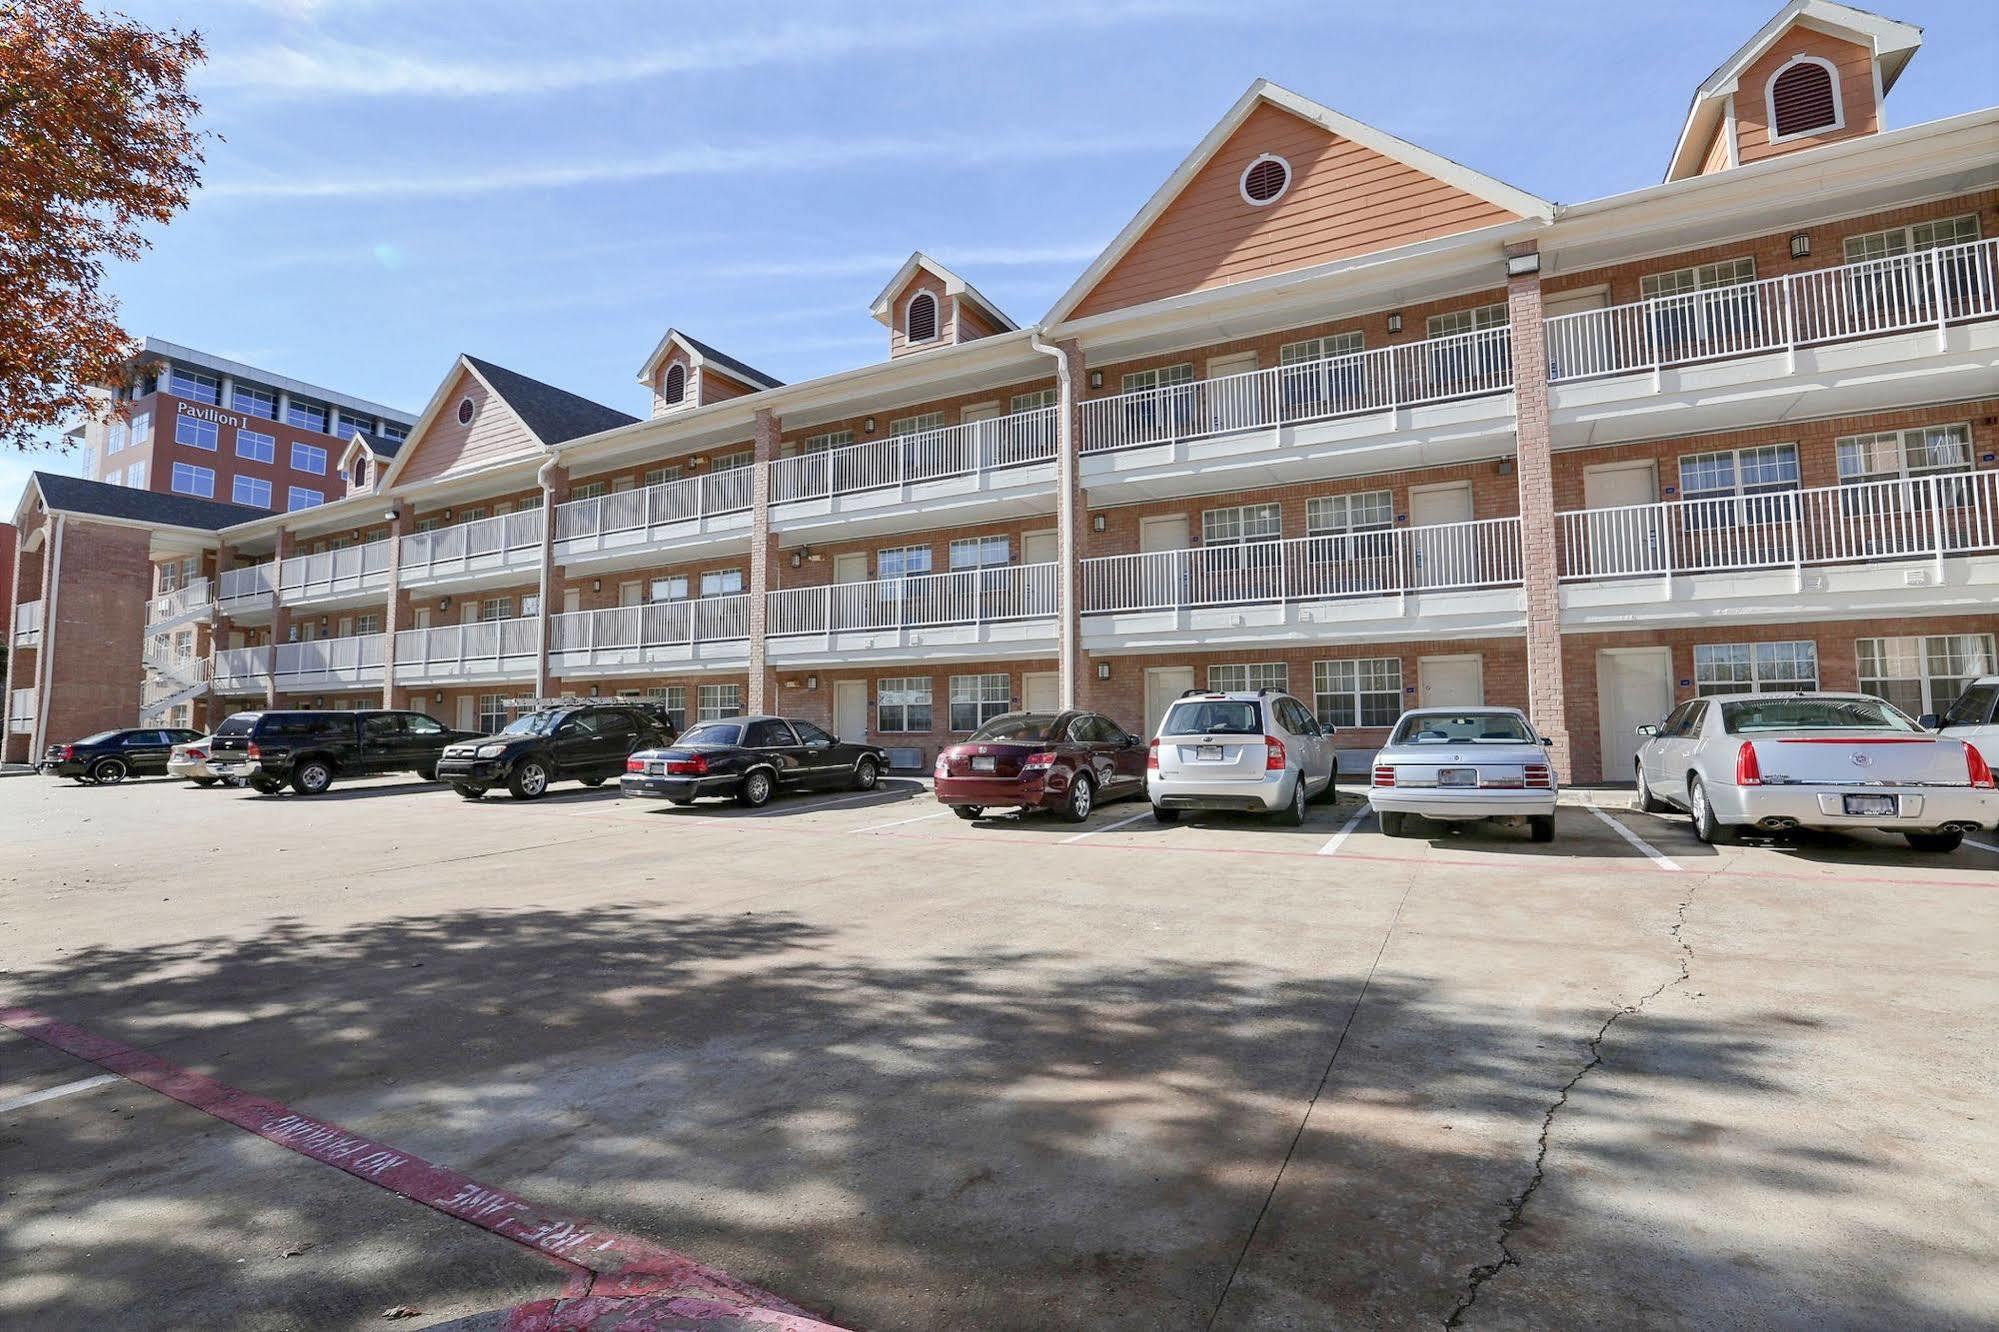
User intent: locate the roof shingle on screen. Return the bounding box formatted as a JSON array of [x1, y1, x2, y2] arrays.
[[33, 472, 270, 531], [464, 356, 640, 445]]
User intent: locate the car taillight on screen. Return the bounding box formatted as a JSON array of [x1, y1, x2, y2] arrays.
[[1021, 751, 1056, 770], [1524, 763, 1553, 790], [1734, 741, 1762, 786], [625, 756, 645, 773], [246, 741, 261, 760], [1967, 742, 1995, 790], [1146, 738, 1160, 770], [935, 754, 950, 778], [189, 748, 206, 760], [1264, 735, 1286, 770], [665, 755, 708, 776], [1372, 764, 1396, 788], [60, 745, 75, 760]]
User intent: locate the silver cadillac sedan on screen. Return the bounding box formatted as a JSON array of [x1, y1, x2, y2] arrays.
[[1635, 692, 1997, 852], [1367, 707, 1558, 841]]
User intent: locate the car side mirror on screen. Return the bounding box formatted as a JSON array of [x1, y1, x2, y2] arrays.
[[1917, 713, 1944, 730], [1635, 723, 1658, 737], [1540, 736, 1555, 746]]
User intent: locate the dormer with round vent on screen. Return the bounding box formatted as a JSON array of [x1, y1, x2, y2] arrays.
[[633, 329, 783, 420]]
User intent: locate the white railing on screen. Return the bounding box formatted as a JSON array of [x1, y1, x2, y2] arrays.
[[1558, 470, 1999, 581], [218, 563, 276, 608], [143, 656, 210, 705], [11, 599, 42, 646], [766, 563, 1060, 636], [273, 633, 387, 680], [1078, 328, 1513, 454], [8, 688, 33, 734], [551, 595, 751, 655], [1083, 518, 1523, 614], [554, 470, 753, 545], [144, 641, 208, 688], [393, 616, 540, 677], [278, 539, 391, 601], [146, 577, 212, 629], [770, 407, 1060, 504], [213, 646, 270, 691], [1546, 236, 1999, 382], [399, 509, 545, 581]]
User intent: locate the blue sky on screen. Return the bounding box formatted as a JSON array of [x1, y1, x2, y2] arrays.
[[9, 0, 1997, 507]]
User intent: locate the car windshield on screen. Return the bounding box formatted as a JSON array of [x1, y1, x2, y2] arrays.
[[75, 730, 120, 745], [679, 722, 743, 747], [1161, 700, 1262, 736], [1722, 698, 1922, 733], [1392, 713, 1536, 744], [969, 714, 1061, 743], [500, 711, 561, 737], [215, 715, 259, 736]]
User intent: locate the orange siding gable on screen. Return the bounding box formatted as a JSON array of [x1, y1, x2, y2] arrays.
[[887, 272, 950, 358], [1699, 119, 1731, 175], [1072, 102, 1521, 319], [1734, 27, 1878, 166], [396, 367, 541, 486]]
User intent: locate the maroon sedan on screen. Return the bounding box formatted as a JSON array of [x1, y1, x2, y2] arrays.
[[934, 710, 1148, 822]]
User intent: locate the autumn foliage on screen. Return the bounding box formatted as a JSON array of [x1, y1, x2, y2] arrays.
[[0, 0, 206, 451]]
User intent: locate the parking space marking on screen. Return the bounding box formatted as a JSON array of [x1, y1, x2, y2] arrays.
[[849, 810, 952, 834], [1967, 837, 1999, 856], [0, 1072, 120, 1114], [1586, 806, 1682, 872], [1315, 804, 1373, 856], [744, 790, 907, 818], [1059, 809, 1155, 844]]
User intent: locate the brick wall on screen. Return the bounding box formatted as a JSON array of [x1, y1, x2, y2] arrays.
[[42, 519, 151, 745], [768, 655, 1062, 766]]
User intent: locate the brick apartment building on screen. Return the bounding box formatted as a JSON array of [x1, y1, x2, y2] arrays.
[[6, 0, 1997, 782]]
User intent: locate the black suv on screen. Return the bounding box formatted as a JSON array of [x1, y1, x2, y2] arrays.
[[438, 702, 677, 800], [42, 728, 204, 784], [209, 709, 482, 796]]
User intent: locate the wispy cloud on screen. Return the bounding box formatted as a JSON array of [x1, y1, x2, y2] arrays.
[[203, 134, 1176, 202]]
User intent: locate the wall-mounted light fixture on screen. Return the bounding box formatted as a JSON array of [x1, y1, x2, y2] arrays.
[[1504, 252, 1541, 277], [1095, 662, 1111, 681], [791, 551, 802, 568], [1091, 514, 1106, 533], [319, 616, 328, 629], [350, 529, 360, 541], [589, 684, 599, 697], [1789, 233, 1811, 259], [442, 508, 453, 521], [805, 675, 818, 690], [381, 510, 398, 523], [1386, 313, 1403, 334], [864, 416, 877, 434], [1088, 370, 1104, 390], [439, 596, 452, 612], [1497, 459, 1515, 476], [591, 579, 601, 593], [434, 691, 444, 705]]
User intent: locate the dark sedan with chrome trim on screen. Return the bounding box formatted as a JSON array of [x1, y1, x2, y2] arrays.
[[42, 728, 204, 783], [620, 715, 887, 808]]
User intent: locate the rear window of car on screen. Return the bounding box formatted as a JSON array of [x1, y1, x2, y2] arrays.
[[75, 730, 121, 745], [1721, 698, 1921, 733], [1162, 700, 1262, 736], [1392, 713, 1535, 744], [215, 715, 259, 736], [680, 722, 743, 747], [970, 714, 1060, 743]]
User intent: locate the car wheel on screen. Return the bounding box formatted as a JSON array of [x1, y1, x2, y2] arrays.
[[952, 805, 983, 821], [453, 784, 485, 801], [1059, 775, 1094, 823], [738, 769, 775, 808], [1688, 776, 1736, 845], [1274, 775, 1307, 827], [1529, 814, 1556, 843], [852, 757, 880, 791], [578, 776, 607, 787], [292, 761, 334, 797], [668, 797, 695, 807], [417, 765, 439, 782], [1634, 763, 1667, 814], [1312, 770, 1337, 802], [250, 777, 284, 795], [88, 757, 128, 785], [1379, 811, 1410, 838], [1904, 830, 1963, 854], [509, 759, 550, 801], [190, 776, 218, 788], [1151, 805, 1180, 824]]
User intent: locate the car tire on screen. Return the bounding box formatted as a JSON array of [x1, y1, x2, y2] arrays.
[[1151, 805, 1180, 824], [1688, 776, 1737, 845], [1312, 770, 1337, 802], [454, 784, 485, 801], [1904, 830, 1963, 853], [953, 805, 982, 821], [1379, 811, 1409, 838], [579, 776, 607, 787], [1059, 775, 1094, 823], [1635, 763, 1668, 814], [852, 757, 880, 791], [1529, 814, 1556, 843], [417, 765, 439, 782], [509, 759, 550, 801], [668, 797, 695, 807], [190, 776, 218, 788], [738, 769, 775, 808], [250, 777, 284, 795], [1274, 775, 1307, 827], [89, 757, 128, 785], [291, 761, 334, 797]]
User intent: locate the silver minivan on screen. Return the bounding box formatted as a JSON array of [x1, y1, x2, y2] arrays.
[[1147, 690, 1336, 825]]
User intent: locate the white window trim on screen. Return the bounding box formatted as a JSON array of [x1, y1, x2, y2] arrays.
[[1765, 53, 1844, 145], [1238, 152, 1292, 207], [904, 289, 941, 346], [1693, 641, 1820, 695]]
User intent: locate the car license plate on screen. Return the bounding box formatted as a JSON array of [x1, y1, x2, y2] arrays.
[[1843, 794, 1896, 816], [1440, 768, 1477, 787], [972, 756, 996, 773], [1197, 745, 1223, 761]]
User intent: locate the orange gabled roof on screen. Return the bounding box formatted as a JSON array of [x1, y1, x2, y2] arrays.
[[1045, 79, 1552, 325]]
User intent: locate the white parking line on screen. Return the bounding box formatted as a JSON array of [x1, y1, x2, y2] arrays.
[[1966, 837, 1999, 856], [1060, 810, 1155, 844], [0, 1072, 121, 1115], [849, 810, 952, 834], [1586, 806, 1682, 872], [745, 789, 905, 818], [1316, 804, 1373, 856]]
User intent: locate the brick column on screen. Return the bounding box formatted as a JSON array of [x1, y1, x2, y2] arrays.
[[378, 501, 413, 707], [265, 528, 292, 708], [534, 466, 569, 699], [0, 518, 36, 764], [746, 408, 780, 714], [1505, 245, 1571, 780]]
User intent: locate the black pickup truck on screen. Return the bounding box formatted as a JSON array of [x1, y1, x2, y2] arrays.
[[208, 709, 482, 795]]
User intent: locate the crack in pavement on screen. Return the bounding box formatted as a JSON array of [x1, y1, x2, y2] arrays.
[[1443, 872, 1707, 1329]]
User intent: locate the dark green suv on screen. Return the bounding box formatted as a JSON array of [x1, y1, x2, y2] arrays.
[[209, 709, 482, 796]]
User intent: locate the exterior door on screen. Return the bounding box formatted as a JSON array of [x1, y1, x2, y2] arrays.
[[457, 697, 476, 731], [1408, 482, 1474, 588], [1419, 655, 1485, 708], [562, 588, 581, 615], [1205, 352, 1259, 432], [834, 552, 869, 584], [618, 581, 643, 608], [1544, 286, 1610, 379], [1139, 514, 1189, 609], [1597, 647, 1674, 784], [1023, 671, 1060, 714], [413, 607, 432, 630], [1144, 665, 1197, 740], [1022, 529, 1058, 566], [833, 679, 868, 741], [1582, 461, 1661, 576]]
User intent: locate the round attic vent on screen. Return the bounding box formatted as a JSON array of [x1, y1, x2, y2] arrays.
[[1240, 154, 1291, 206], [456, 397, 475, 425]]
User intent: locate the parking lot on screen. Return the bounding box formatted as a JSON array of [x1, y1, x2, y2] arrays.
[[2, 771, 1995, 1330]]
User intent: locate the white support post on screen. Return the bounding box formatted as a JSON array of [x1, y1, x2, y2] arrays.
[[1931, 247, 1949, 352]]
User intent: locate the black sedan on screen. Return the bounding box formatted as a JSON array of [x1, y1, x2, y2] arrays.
[[620, 715, 887, 808], [42, 728, 204, 784], [439, 702, 677, 800]]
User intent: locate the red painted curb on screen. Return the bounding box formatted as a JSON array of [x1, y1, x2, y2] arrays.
[[0, 1006, 846, 1331]]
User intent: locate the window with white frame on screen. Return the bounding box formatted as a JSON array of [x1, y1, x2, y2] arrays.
[[125, 461, 147, 488], [1306, 490, 1393, 534], [644, 685, 687, 730], [890, 411, 946, 437], [643, 464, 684, 488], [700, 569, 744, 598], [174, 417, 218, 451], [905, 291, 939, 344], [570, 481, 607, 501], [287, 486, 324, 511], [1678, 444, 1800, 503], [878, 677, 932, 732], [1857, 634, 1996, 718], [800, 429, 853, 454], [1426, 304, 1507, 338], [352, 613, 383, 635], [231, 384, 277, 419], [379, 423, 408, 443], [698, 683, 744, 721], [1313, 658, 1400, 728], [131, 411, 152, 445], [171, 462, 215, 498], [1009, 388, 1058, 414], [521, 593, 540, 617], [236, 428, 275, 464], [1210, 662, 1290, 695], [168, 368, 220, 404], [1202, 503, 1282, 545], [711, 450, 753, 472], [292, 442, 327, 474], [948, 535, 1009, 570], [515, 492, 542, 510], [1280, 332, 1364, 364], [1843, 215, 1980, 263], [879, 545, 932, 579], [106, 420, 127, 455], [648, 575, 689, 603], [477, 693, 510, 733], [335, 412, 372, 440], [1835, 424, 1973, 485], [1693, 641, 1819, 696], [1121, 363, 1194, 394], [949, 673, 1010, 730], [287, 400, 329, 433], [1640, 257, 1757, 299], [232, 475, 272, 508], [475, 597, 511, 622]]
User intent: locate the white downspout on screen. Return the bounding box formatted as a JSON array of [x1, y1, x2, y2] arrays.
[[533, 450, 563, 698], [1029, 332, 1079, 710], [32, 514, 65, 758]]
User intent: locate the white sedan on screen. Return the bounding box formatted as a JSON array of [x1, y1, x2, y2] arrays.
[[1368, 707, 1558, 842], [167, 736, 242, 787], [1635, 692, 1997, 852]]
